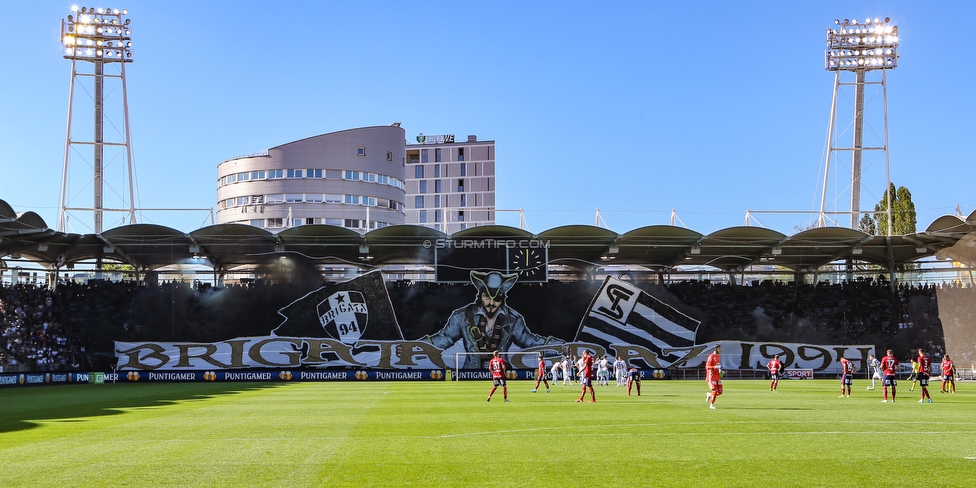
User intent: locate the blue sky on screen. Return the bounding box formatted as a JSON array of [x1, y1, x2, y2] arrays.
[[1, 1, 973, 235]]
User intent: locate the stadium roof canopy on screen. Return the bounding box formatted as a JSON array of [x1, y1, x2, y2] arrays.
[[3, 199, 976, 273]]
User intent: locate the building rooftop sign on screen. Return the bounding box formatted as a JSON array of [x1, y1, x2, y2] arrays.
[[416, 133, 455, 144]]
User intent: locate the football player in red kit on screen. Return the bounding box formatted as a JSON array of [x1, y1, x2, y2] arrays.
[[575, 350, 596, 403], [487, 350, 509, 402], [531, 355, 550, 393], [626, 366, 641, 396], [839, 356, 855, 398], [916, 349, 932, 403], [941, 355, 956, 393], [706, 345, 722, 409], [766, 355, 782, 392], [880, 349, 898, 403]]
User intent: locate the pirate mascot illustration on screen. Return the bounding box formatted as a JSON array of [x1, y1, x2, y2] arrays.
[[422, 271, 562, 369]]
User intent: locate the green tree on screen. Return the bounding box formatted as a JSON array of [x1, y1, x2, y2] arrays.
[[862, 183, 917, 236], [858, 214, 876, 235]]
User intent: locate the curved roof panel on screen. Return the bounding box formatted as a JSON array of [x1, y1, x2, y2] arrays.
[[0, 199, 16, 220], [615, 225, 703, 270], [925, 215, 976, 235], [365, 225, 445, 266], [537, 225, 618, 268]]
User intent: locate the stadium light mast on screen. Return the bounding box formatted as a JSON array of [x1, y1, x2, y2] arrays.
[[818, 17, 898, 233], [58, 6, 136, 233]]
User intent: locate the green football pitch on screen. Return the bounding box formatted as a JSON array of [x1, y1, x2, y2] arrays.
[[1, 379, 973, 487]]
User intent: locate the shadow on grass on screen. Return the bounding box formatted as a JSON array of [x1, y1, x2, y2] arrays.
[[0, 382, 287, 434]]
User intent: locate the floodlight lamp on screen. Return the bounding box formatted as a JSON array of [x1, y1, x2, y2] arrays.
[[71, 5, 79, 11], [834, 19, 839, 24], [122, 9, 127, 14], [874, 18, 880, 24]]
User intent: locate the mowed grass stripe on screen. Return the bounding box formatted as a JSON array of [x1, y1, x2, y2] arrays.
[[1, 379, 973, 487]]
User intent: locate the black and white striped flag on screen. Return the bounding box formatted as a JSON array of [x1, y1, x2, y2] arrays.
[[575, 277, 700, 363]]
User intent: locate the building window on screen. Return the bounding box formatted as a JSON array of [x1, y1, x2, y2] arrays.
[[325, 169, 342, 179], [458, 210, 465, 222], [460, 164, 466, 177], [419, 210, 427, 223], [419, 180, 427, 193], [269, 169, 283, 179], [306, 194, 322, 203], [435, 210, 442, 223], [266, 194, 284, 203], [415, 165, 424, 179], [345, 195, 360, 205], [345, 170, 360, 180], [387, 151, 393, 161], [415, 196, 424, 208], [460, 194, 466, 207], [421, 149, 428, 163], [251, 170, 266, 180], [306, 169, 322, 178], [345, 219, 361, 228], [325, 194, 342, 204], [434, 165, 440, 178], [250, 219, 264, 228], [460, 223, 466, 230], [285, 193, 303, 203], [435, 148, 442, 162], [267, 218, 283, 228], [325, 218, 343, 226], [457, 179, 464, 192], [434, 180, 441, 193], [458, 147, 464, 161], [434, 195, 440, 208], [357, 146, 366, 157]]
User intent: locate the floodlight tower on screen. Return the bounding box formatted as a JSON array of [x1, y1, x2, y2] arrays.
[[58, 6, 136, 233], [818, 17, 899, 232]]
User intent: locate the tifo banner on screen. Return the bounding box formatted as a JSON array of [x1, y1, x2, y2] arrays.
[[115, 272, 873, 373]]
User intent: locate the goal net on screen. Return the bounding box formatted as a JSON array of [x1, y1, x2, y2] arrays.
[[453, 351, 546, 381]]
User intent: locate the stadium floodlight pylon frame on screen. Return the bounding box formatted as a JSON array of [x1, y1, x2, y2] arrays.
[[58, 6, 136, 234], [453, 351, 545, 380], [818, 17, 899, 232]]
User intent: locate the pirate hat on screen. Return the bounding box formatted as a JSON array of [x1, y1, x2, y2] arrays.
[[470, 271, 519, 300]]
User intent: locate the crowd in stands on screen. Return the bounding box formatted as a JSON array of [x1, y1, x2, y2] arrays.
[[666, 277, 947, 358], [0, 275, 970, 371], [0, 284, 73, 371]]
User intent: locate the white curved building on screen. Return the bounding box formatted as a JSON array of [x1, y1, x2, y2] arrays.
[[216, 126, 407, 231]]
